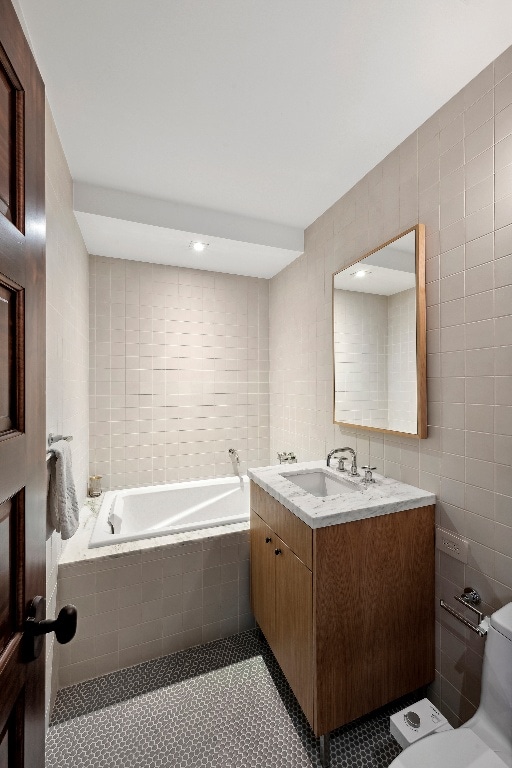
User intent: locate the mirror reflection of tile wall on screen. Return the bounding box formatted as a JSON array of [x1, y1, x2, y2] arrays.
[[388, 288, 417, 432], [333, 229, 418, 434], [333, 290, 389, 428]]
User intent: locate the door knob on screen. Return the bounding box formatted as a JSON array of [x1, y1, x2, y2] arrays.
[[24, 596, 77, 661]]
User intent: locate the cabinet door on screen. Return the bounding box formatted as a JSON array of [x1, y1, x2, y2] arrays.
[[274, 539, 314, 727], [250, 509, 276, 645]]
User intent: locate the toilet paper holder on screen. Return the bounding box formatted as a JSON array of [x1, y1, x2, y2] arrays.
[[440, 588, 490, 637]]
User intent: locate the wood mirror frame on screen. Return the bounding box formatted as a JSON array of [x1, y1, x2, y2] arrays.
[[332, 224, 427, 439]]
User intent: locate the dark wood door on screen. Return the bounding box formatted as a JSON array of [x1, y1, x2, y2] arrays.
[[0, 1, 46, 766]]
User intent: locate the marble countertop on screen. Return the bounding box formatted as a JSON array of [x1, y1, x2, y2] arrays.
[[247, 461, 435, 529]]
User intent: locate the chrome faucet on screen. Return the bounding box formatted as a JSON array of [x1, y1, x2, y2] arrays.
[[326, 447, 359, 476], [228, 448, 241, 477]]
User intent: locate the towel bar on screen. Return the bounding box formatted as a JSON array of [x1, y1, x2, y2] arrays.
[[48, 433, 73, 447]]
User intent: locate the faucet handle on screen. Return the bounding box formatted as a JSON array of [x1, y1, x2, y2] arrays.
[[278, 451, 297, 464], [336, 456, 347, 472], [361, 466, 377, 483]]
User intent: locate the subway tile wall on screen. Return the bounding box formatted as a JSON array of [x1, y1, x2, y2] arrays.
[[57, 529, 252, 687], [45, 101, 90, 724], [333, 289, 389, 428], [269, 46, 512, 726], [89, 257, 270, 490]]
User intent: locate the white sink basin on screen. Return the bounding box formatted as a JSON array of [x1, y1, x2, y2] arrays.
[[281, 469, 358, 498]]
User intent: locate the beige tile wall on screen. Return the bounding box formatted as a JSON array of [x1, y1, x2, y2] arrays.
[[269, 46, 512, 726], [57, 528, 252, 687], [89, 257, 270, 490], [45, 101, 89, 722]]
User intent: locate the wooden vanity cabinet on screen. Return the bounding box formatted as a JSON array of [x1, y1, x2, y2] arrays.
[[250, 480, 435, 737], [250, 507, 314, 722]]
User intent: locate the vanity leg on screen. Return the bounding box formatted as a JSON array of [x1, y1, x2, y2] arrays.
[[319, 733, 330, 767]]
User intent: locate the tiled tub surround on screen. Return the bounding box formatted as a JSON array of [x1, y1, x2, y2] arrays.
[[56, 499, 252, 687], [248, 460, 435, 528], [269, 46, 512, 725], [89, 256, 270, 491]]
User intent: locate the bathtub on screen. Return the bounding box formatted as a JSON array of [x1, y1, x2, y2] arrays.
[[89, 475, 250, 548]]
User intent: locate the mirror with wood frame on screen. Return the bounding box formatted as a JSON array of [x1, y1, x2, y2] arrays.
[[332, 224, 426, 438]]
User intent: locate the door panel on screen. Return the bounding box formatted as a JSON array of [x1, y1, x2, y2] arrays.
[[0, 694, 24, 768], [0, 1, 46, 767], [0, 728, 7, 768], [0, 275, 24, 438], [0, 38, 25, 232], [274, 539, 313, 727], [0, 499, 13, 652], [250, 509, 276, 645]]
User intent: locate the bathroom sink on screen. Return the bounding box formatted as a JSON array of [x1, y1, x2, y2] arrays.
[[280, 469, 357, 498]]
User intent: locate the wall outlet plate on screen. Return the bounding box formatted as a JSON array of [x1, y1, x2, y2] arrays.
[[436, 527, 468, 563]]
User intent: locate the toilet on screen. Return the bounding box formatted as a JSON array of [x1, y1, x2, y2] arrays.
[[389, 602, 512, 768]]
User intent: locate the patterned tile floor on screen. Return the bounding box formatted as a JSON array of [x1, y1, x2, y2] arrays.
[[47, 629, 420, 768]]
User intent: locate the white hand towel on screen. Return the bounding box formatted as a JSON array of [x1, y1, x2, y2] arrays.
[[48, 440, 79, 540]]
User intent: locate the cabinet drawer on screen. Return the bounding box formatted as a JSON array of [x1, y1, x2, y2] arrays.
[[250, 481, 312, 570]]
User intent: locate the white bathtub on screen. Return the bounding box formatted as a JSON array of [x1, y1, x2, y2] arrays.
[[89, 475, 250, 548]]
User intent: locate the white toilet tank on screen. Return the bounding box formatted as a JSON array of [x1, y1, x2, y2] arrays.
[[465, 602, 512, 761]]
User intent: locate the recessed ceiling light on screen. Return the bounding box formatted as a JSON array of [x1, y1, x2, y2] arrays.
[[353, 269, 369, 278], [190, 241, 208, 252]]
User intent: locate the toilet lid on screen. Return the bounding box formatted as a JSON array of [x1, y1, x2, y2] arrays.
[[389, 728, 510, 768]]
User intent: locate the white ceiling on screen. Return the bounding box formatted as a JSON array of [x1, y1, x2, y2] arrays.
[[334, 264, 416, 295], [334, 232, 416, 295], [14, 0, 512, 277], [75, 212, 300, 279]]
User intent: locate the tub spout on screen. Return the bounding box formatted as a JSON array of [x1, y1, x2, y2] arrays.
[[228, 448, 241, 478]]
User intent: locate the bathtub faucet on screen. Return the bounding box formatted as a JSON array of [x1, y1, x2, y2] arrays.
[[228, 448, 241, 478]]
